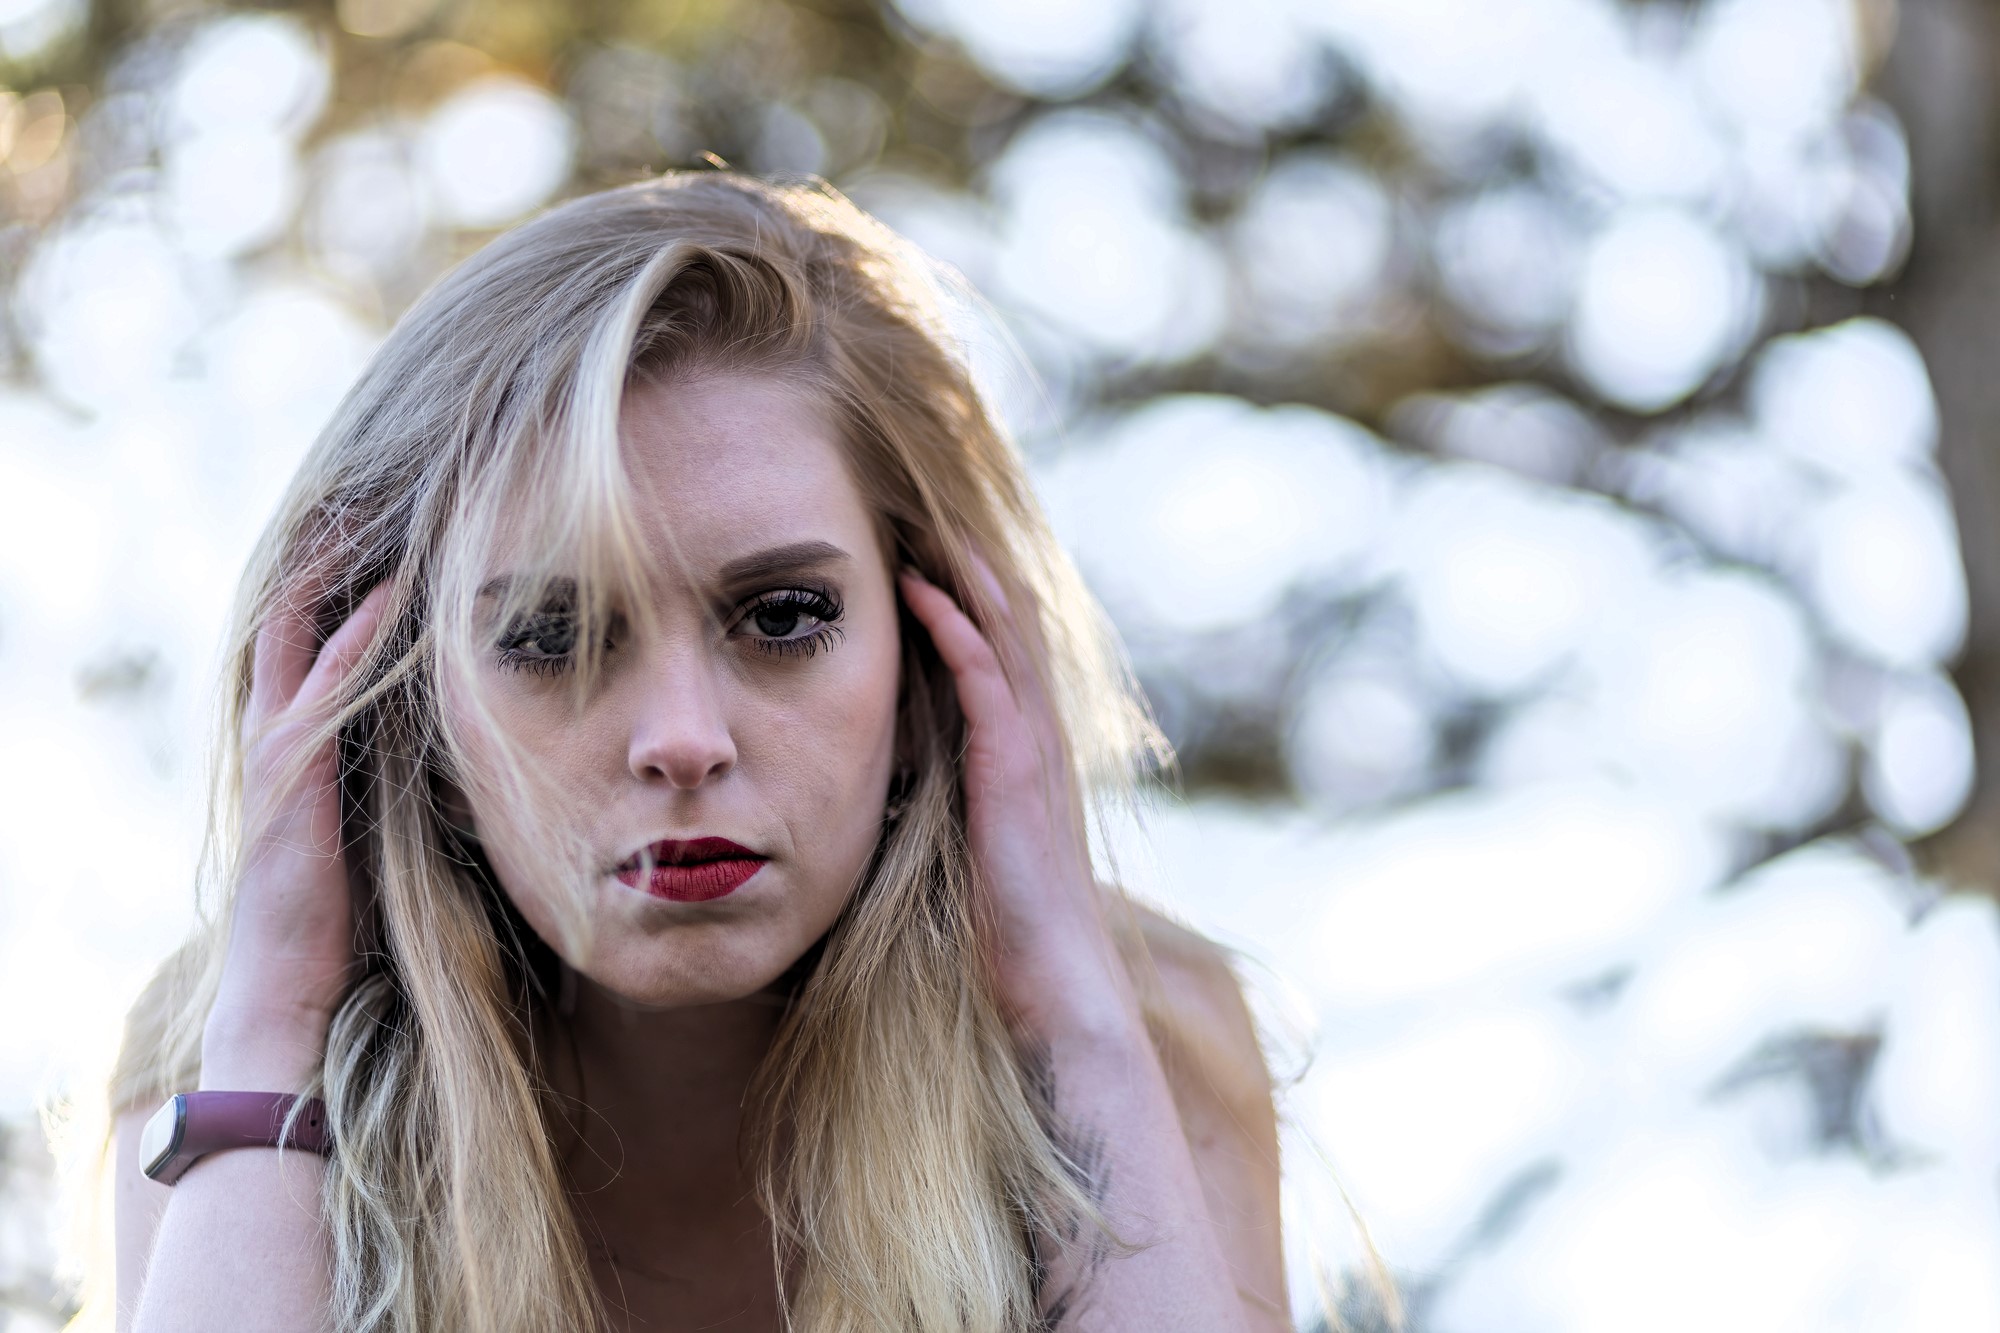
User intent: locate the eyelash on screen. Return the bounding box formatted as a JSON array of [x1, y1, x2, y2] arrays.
[[734, 585, 846, 658], [494, 609, 590, 677], [491, 586, 846, 675]]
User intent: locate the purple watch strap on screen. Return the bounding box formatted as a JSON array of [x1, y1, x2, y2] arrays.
[[147, 1092, 333, 1185]]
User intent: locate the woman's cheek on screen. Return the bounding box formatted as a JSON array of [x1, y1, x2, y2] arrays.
[[801, 659, 899, 870], [449, 690, 611, 927]]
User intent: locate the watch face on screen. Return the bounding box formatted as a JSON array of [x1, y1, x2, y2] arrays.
[[139, 1096, 184, 1178]]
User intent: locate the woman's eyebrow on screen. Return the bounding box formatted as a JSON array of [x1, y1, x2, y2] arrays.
[[713, 539, 851, 586], [470, 545, 848, 603], [474, 575, 576, 602]]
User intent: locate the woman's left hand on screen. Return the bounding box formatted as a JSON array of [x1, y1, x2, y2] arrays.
[[896, 559, 1139, 1039], [901, 560, 1262, 1333]]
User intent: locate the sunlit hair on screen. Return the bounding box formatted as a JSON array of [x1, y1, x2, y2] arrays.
[[103, 172, 1216, 1331]]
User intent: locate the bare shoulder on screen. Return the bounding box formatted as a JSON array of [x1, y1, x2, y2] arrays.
[[1129, 904, 1273, 1110], [1123, 899, 1293, 1331]]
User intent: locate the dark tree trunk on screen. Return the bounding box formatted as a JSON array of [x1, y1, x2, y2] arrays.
[[1877, 0, 2000, 893]]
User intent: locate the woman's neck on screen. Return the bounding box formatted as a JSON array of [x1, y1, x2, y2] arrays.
[[547, 973, 791, 1327], [552, 971, 788, 1199]]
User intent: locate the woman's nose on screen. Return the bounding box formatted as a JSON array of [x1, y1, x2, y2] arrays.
[[623, 644, 737, 788]]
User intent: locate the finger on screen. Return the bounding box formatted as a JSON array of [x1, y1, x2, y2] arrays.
[[967, 552, 1061, 700], [293, 583, 393, 717], [250, 591, 325, 717], [963, 552, 1068, 744], [967, 551, 1011, 626], [899, 568, 1015, 727], [967, 553, 1029, 656]]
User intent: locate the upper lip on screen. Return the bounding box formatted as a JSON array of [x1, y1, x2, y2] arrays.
[[615, 837, 766, 872]]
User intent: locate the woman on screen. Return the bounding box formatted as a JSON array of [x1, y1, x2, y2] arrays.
[[106, 171, 1286, 1332]]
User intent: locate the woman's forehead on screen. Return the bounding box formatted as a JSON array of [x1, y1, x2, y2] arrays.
[[618, 370, 851, 504], [619, 372, 880, 566], [477, 370, 883, 587]]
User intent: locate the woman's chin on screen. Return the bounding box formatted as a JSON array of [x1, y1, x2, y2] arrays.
[[568, 936, 814, 1014]]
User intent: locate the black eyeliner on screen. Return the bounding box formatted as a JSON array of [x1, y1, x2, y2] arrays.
[[733, 583, 846, 659]]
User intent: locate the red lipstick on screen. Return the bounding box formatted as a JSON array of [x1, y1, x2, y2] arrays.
[[615, 837, 767, 902]]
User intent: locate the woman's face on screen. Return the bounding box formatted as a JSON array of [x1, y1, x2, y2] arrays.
[[451, 370, 903, 1008]]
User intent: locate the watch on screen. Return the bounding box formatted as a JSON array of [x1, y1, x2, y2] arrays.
[[138, 1091, 333, 1185]]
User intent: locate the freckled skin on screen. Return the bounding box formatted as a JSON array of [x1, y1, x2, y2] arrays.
[[453, 371, 902, 1009]]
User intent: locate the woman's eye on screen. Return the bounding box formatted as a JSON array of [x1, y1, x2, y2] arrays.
[[495, 612, 582, 675], [734, 586, 845, 658], [752, 604, 804, 638]]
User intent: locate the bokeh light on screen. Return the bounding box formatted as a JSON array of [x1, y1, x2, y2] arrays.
[[0, 1, 1989, 1330]]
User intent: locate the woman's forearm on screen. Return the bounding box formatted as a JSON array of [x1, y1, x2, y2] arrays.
[[1023, 977, 1251, 1333], [128, 1007, 334, 1333], [127, 587, 388, 1330]]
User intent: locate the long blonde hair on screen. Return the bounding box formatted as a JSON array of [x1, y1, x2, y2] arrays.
[[107, 172, 1185, 1331]]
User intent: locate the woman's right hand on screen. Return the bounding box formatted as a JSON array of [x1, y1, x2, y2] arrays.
[[202, 582, 391, 1092]]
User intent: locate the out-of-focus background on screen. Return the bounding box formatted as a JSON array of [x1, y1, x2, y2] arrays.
[[0, 0, 1995, 1327]]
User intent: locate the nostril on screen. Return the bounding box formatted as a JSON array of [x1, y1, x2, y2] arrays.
[[627, 732, 736, 788]]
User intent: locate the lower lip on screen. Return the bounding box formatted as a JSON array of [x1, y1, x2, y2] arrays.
[[616, 859, 765, 902]]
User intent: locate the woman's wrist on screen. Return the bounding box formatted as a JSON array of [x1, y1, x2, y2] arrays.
[[200, 988, 337, 1093], [995, 945, 1150, 1053]]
